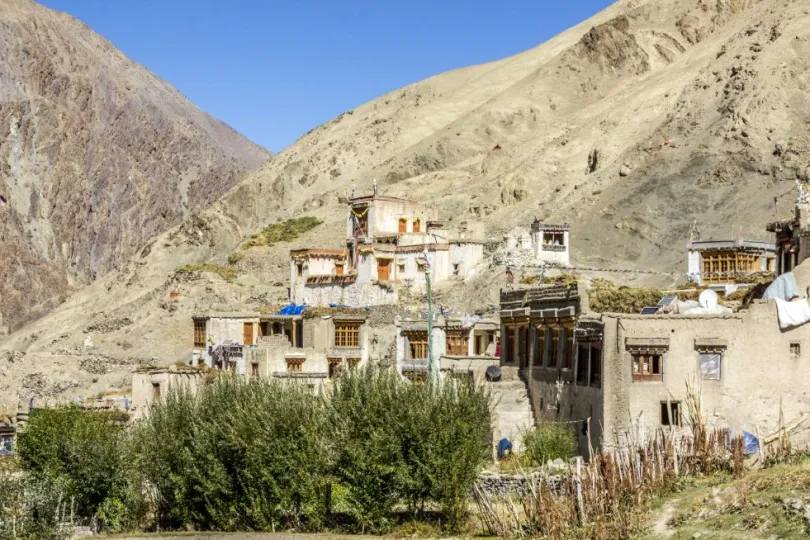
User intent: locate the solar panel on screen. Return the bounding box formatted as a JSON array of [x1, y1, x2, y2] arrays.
[[658, 296, 677, 307], [639, 307, 659, 315]]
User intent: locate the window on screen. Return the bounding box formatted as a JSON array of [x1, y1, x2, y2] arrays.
[[660, 401, 682, 427], [251, 362, 260, 377], [506, 327, 516, 363], [398, 263, 406, 274], [791, 342, 801, 359], [563, 325, 574, 369], [399, 218, 407, 233], [194, 320, 206, 348], [335, 263, 344, 276], [631, 351, 664, 381], [286, 358, 304, 373], [334, 322, 361, 348], [347, 357, 360, 369], [452, 263, 460, 276], [408, 333, 428, 360], [446, 330, 469, 356], [296, 263, 303, 278], [328, 358, 341, 379], [576, 344, 589, 385], [152, 382, 161, 402], [536, 327, 546, 366], [549, 327, 559, 367], [243, 322, 254, 346], [542, 232, 565, 246], [697, 352, 721, 380], [413, 218, 421, 233], [701, 251, 759, 284], [590, 346, 602, 387]]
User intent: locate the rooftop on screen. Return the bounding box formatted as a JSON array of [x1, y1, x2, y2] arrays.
[[687, 239, 776, 252]]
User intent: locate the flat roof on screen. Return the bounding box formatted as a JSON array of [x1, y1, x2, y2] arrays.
[[688, 239, 775, 252], [349, 195, 415, 205]]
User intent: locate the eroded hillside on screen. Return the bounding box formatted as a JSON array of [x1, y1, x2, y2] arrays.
[[3, 0, 810, 404], [0, 0, 270, 332]]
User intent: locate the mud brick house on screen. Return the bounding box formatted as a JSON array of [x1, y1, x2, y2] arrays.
[[499, 279, 810, 454], [395, 315, 499, 382], [289, 192, 484, 307], [686, 239, 776, 290]]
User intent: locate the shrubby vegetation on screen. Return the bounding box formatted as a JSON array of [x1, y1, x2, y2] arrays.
[[1, 368, 491, 535], [523, 423, 578, 466], [242, 216, 323, 249]]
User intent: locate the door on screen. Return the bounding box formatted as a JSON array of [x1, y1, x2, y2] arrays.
[[399, 218, 407, 233], [243, 322, 254, 346], [378, 260, 390, 281]]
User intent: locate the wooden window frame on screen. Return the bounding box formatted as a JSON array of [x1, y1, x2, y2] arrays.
[[630, 350, 665, 382], [542, 231, 565, 247], [286, 358, 304, 373], [152, 382, 161, 402], [251, 362, 260, 377], [398, 218, 407, 233], [576, 343, 589, 385], [193, 320, 206, 348], [590, 345, 602, 387], [408, 332, 429, 361], [296, 263, 303, 278], [335, 263, 344, 276], [536, 326, 546, 367], [446, 329, 469, 356], [328, 357, 342, 379], [563, 325, 574, 370], [334, 322, 361, 348], [412, 218, 421, 233], [347, 357, 360, 369]]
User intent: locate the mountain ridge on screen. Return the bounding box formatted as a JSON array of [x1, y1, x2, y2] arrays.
[[0, 0, 270, 332], [2, 0, 809, 403]]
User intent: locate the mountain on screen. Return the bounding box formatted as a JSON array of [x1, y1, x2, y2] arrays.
[[2, 0, 809, 403], [0, 0, 270, 332]]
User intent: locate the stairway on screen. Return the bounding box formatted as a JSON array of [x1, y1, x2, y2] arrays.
[[487, 366, 535, 453]]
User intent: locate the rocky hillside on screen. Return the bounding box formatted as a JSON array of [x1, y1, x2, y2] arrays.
[[3, 0, 810, 403], [0, 0, 270, 332]]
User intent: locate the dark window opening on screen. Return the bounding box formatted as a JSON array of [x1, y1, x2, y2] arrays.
[[576, 344, 589, 385], [791, 342, 801, 359], [251, 363, 259, 377], [660, 401, 682, 427], [590, 346, 602, 387]]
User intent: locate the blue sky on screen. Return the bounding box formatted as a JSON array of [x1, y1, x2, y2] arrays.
[[39, 0, 614, 152]]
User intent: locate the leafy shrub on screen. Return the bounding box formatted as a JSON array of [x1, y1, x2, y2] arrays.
[[137, 377, 330, 531], [242, 216, 323, 249], [330, 368, 491, 532], [523, 423, 577, 466], [14, 406, 143, 532], [0, 474, 70, 539], [227, 252, 245, 265]]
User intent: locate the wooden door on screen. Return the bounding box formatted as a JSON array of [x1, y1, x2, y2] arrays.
[[378, 260, 390, 281], [413, 219, 421, 233], [243, 322, 254, 346], [399, 218, 407, 233]]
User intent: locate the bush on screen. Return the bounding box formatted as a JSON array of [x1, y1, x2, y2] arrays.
[[137, 377, 330, 531], [330, 368, 491, 532], [242, 216, 323, 249], [523, 423, 577, 466], [0, 474, 70, 540], [14, 406, 143, 532]]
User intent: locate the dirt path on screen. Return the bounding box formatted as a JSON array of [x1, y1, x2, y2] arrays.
[[650, 499, 678, 538]]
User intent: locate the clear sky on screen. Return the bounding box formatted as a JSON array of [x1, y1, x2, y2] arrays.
[[38, 0, 614, 153]]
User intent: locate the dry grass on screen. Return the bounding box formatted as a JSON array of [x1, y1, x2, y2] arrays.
[[175, 264, 239, 283], [241, 216, 323, 249], [587, 279, 664, 314]]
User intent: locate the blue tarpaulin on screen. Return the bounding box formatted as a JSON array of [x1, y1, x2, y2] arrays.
[[726, 429, 760, 456], [278, 305, 307, 316], [497, 438, 513, 460]]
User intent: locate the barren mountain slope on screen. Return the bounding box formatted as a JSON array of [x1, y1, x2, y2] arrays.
[[0, 0, 270, 331], [3, 0, 810, 404]]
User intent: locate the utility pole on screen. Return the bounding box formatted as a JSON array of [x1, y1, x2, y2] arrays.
[[423, 249, 437, 383]]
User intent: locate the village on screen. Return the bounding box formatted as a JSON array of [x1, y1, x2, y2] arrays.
[[5, 183, 810, 463]]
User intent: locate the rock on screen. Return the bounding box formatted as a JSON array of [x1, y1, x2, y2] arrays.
[[692, 533, 702, 539], [775, 140, 789, 156], [588, 148, 599, 173], [619, 163, 632, 176]]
